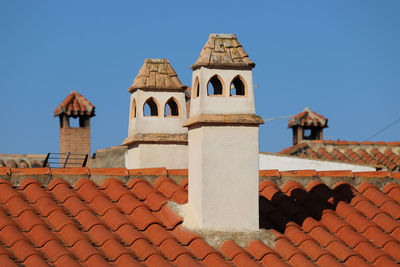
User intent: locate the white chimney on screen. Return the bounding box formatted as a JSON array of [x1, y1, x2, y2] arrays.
[[184, 34, 263, 231], [123, 59, 188, 169]]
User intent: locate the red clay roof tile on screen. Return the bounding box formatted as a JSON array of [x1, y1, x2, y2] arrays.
[[174, 253, 201, 267], [166, 169, 188, 176], [89, 168, 129, 176], [99, 238, 132, 261], [288, 107, 327, 128], [114, 254, 144, 267], [188, 238, 219, 260], [114, 224, 145, 246], [144, 253, 172, 267], [144, 192, 168, 211], [87, 224, 115, 246], [128, 167, 167, 176], [202, 253, 232, 267], [130, 238, 161, 260], [143, 223, 173, 246], [1, 171, 399, 266], [54, 91, 95, 118], [158, 238, 190, 261], [280, 140, 400, 171]]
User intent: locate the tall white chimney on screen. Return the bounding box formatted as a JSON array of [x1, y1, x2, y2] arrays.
[[184, 34, 263, 231]]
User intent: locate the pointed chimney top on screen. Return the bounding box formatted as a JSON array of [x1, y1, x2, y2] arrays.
[[288, 107, 328, 128], [191, 34, 255, 70], [128, 58, 186, 93], [54, 91, 95, 118]]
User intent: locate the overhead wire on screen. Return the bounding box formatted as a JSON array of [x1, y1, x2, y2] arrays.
[[363, 116, 400, 141]]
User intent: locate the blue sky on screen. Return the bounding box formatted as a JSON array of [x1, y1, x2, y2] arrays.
[[1, 1, 399, 155]]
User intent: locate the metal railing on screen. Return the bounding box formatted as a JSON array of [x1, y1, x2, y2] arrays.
[[42, 152, 88, 168]]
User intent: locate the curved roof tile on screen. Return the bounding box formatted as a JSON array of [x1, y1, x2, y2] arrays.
[[288, 107, 328, 128], [54, 90, 95, 118], [0, 169, 399, 266]]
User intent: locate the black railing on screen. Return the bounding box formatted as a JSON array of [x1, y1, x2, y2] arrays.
[[42, 153, 88, 168]]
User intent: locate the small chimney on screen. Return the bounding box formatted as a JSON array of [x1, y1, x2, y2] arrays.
[[54, 90, 95, 156], [288, 107, 328, 145], [184, 34, 263, 231], [122, 59, 188, 169]]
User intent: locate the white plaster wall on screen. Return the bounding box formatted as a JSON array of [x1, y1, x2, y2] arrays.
[[128, 90, 187, 135], [190, 67, 256, 117], [126, 145, 140, 169], [259, 153, 376, 171], [126, 143, 187, 169], [188, 126, 259, 231]]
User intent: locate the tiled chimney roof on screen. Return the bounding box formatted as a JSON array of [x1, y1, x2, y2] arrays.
[[191, 34, 255, 70], [288, 107, 328, 128], [54, 91, 95, 118], [128, 59, 186, 93]]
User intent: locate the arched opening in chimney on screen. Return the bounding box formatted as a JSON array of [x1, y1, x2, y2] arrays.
[[193, 76, 200, 98], [207, 75, 224, 96], [164, 97, 180, 117], [131, 99, 136, 119], [230, 75, 246, 96], [143, 97, 159, 117]]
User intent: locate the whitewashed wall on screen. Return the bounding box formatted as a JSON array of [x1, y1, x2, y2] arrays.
[[259, 153, 376, 171]]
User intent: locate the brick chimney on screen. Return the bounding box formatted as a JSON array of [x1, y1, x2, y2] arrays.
[[54, 91, 95, 156], [184, 34, 263, 231], [288, 107, 328, 145]]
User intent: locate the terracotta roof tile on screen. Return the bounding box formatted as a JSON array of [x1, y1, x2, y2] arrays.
[[174, 253, 201, 267], [288, 107, 328, 128], [54, 90, 95, 117], [128, 59, 186, 93], [191, 33, 255, 70], [279, 140, 400, 171], [0, 169, 399, 266]]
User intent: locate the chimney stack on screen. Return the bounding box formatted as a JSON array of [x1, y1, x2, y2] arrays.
[[184, 34, 263, 231], [54, 90, 95, 157], [288, 107, 328, 145], [122, 59, 188, 169]]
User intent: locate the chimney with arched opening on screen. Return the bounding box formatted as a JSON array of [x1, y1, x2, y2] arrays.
[[288, 107, 328, 145], [122, 59, 188, 169], [54, 90, 95, 157], [184, 34, 263, 231]]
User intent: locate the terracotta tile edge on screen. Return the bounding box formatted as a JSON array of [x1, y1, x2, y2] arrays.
[[317, 170, 354, 178]]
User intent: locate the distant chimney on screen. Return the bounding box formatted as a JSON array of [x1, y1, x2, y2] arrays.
[[288, 107, 328, 145], [184, 34, 263, 231], [54, 91, 95, 156], [122, 59, 188, 169]]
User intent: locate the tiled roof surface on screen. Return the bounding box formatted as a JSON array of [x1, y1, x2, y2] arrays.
[[128, 59, 186, 92], [0, 167, 399, 266], [54, 91, 95, 118], [279, 140, 400, 172], [288, 107, 327, 128], [191, 34, 255, 70]]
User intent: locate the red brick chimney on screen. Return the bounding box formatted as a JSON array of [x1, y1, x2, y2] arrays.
[[54, 91, 95, 156], [288, 107, 327, 145]]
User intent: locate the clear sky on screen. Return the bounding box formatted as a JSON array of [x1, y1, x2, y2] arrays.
[[1, 1, 399, 155]]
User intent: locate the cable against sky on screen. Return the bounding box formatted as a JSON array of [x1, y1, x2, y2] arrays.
[[364, 116, 400, 141]]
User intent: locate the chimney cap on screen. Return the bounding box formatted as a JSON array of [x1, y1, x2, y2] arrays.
[[54, 90, 95, 118], [128, 58, 186, 93], [288, 107, 327, 128], [191, 33, 255, 70]]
